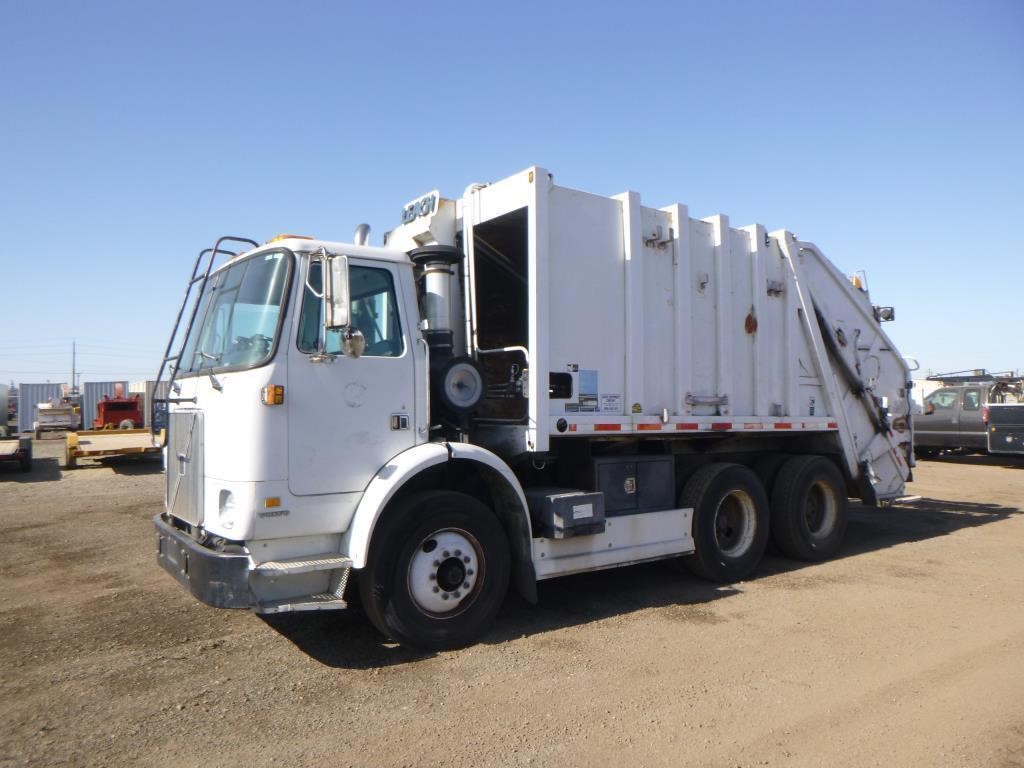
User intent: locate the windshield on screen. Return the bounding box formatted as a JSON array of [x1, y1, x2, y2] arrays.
[[179, 251, 291, 374]]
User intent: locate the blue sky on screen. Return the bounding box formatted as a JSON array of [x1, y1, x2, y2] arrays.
[[1, 0, 1021, 389]]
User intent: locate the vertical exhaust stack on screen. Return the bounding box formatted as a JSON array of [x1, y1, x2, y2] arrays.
[[353, 223, 371, 246], [409, 245, 485, 423]]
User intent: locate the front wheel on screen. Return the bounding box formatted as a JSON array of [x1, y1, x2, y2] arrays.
[[359, 491, 510, 650], [681, 463, 769, 582]]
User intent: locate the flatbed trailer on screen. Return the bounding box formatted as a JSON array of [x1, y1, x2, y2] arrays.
[[0, 427, 32, 473], [64, 429, 163, 469]]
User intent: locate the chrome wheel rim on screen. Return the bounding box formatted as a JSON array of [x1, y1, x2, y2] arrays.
[[407, 528, 483, 617]]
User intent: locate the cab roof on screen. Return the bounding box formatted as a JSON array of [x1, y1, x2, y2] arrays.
[[235, 237, 413, 266]]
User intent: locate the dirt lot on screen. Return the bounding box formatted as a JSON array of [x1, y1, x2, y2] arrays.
[[1, 439, 1022, 768]]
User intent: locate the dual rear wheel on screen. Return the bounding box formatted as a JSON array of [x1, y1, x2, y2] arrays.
[[681, 455, 848, 582]]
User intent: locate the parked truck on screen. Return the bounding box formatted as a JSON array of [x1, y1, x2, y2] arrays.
[[153, 167, 913, 649], [914, 370, 1024, 456], [33, 397, 80, 438]]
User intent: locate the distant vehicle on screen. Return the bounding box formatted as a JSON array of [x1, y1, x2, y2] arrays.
[[33, 398, 80, 439], [914, 370, 1023, 456], [92, 390, 143, 430], [0, 425, 32, 472]]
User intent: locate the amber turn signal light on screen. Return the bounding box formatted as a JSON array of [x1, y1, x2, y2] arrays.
[[261, 385, 285, 405]]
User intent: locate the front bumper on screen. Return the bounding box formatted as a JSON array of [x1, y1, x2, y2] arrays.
[[154, 514, 255, 608]]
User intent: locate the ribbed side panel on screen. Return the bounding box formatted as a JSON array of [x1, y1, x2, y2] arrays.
[[166, 411, 204, 525]]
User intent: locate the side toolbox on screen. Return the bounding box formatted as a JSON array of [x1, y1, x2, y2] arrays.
[[526, 489, 606, 539]]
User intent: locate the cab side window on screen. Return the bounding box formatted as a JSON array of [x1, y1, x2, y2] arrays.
[[962, 389, 980, 411], [298, 262, 404, 357], [927, 389, 958, 410]]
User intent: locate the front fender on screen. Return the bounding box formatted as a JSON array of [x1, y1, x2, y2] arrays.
[[340, 441, 531, 569], [341, 442, 448, 568]]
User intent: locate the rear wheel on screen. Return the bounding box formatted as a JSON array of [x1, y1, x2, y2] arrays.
[[681, 463, 769, 582], [752, 452, 790, 501], [770, 455, 847, 561], [359, 491, 510, 650]]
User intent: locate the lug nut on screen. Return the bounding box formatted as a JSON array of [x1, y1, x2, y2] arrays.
[[433, 587, 439, 593], [453, 591, 461, 598], [463, 556, 471, 563], [463, 582, 470, 589], [433, 560, 440, 567], [443, 551, 450, 558], [429, 573, 436, 580], [454, 550, 462, 557], [441, 593, 449, 601], [467, 569, 474, 576]]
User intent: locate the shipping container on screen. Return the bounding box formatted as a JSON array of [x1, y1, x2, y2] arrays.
[[17, 383, 67, 435]]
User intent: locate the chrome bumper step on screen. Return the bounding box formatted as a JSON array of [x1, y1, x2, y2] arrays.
[[255, 593, 348, 614], [252, 553, 353, 576]]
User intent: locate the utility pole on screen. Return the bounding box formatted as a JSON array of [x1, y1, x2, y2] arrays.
[[72, 339, 77, 392]]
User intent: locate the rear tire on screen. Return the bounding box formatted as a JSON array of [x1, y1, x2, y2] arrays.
[[359, 491, 510, 650], [752, 453, 790, 501], [681, 463, 770, 582], [770, 455, 847, 561]]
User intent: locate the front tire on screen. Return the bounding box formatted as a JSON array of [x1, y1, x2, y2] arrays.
[[359, 491, 510, 650], [681, 463, 769, 582], [770, 455, 848, 561]]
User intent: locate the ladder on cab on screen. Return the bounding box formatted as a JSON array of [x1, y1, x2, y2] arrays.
[[151, 236, 259, 444]]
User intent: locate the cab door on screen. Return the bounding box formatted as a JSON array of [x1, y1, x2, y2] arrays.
[[957, 387, 986, 450], [916, 387, 959, 448], [287, 258, 418, 496]]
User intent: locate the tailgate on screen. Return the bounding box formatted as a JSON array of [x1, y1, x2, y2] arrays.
[[988, 404, 1024, 455]]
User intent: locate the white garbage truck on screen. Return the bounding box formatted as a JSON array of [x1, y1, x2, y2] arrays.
[[153, 167, 913, 649]]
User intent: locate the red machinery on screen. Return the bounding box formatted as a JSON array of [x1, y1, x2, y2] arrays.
[[93, 384, 143, 429]]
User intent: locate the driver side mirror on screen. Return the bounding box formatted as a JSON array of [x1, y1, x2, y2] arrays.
[[323, 255, 350, 330]]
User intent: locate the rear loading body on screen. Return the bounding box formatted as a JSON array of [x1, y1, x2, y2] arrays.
[[153, 168, 912, 648]]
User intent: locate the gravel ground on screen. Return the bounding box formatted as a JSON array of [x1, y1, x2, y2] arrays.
[[1, 437, 1022, 768]]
